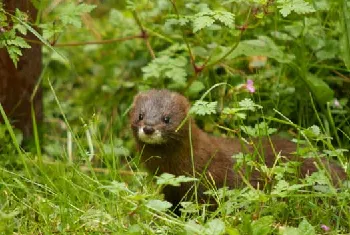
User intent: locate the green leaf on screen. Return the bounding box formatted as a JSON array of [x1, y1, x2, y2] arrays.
[[252, 216, 274, 235], [192, 10, 235, 33], [277, 0, 315, 17], [39, 23, 63, 39], [212, 11, 235, 28], [188, 81, 205, 96], [190, 100, 217, 116], [6, 45, 22, 67], [307, 125, 321, 137], [165, 66, 187, 84], [101, 181, 130, 194], [146, 199, 172, 212], [142, 55, 188, 87], [60, 3, 96, 28], [240, 122, 277, 137], [156, 173, 197, 186], [13, 23, 27, 35], [315, 39, 338, 60], [238, 98, 263, 111], [271, 180, 307, 197], [205, 219, 226, 235], [7, 37, 30, 48], [193, 15, 215, 33], [304, 74, 334, 104], [280, 227, 299, 235], [298, 219, 315, 235], [305, 171, 329, 185], [185, 220, 205, 234], [13, 12, 69, 65], [227, 36, 295, 63]]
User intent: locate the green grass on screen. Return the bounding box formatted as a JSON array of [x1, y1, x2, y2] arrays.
[[1, 0, 350, 234], [0, 106, 349, 234]]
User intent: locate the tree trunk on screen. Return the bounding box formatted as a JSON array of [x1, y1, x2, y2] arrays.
[[0, 0, 42, 138]]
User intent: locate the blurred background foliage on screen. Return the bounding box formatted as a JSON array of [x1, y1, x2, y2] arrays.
[[0, 0, 349, 164], [0, 0, 349, 233], [32, 0, 349, 162]]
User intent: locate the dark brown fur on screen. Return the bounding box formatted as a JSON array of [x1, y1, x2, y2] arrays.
[[130, 89, 347, 206]]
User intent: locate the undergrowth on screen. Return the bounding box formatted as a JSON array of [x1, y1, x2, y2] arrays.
[[1, 0, 350, 234]]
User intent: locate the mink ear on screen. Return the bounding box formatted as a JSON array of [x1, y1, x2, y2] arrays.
[[129, 93, 141, 118], [183, 97, 190, 113], [174, 92, 190, 114], [130, 92, 147, 118]]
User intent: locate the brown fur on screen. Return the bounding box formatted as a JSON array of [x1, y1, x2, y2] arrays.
[[130, 89, 347, 206]]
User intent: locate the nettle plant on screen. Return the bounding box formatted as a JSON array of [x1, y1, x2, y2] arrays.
[[136, 0, 349, 146], [1, 1, 349, 149], [0, 6, 31, 67], [0, 2, 95, 67]]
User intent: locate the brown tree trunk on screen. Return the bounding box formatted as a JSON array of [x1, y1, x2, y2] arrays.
[[0, 1, 42, 138]]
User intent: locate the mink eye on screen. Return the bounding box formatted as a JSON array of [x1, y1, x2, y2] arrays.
[[138, 113, 144, 121], [162, 116, 170, 124]]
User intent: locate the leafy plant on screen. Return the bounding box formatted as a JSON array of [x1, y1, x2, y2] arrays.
[[0, 8, 30, 66], [0, 0, 349, 233]]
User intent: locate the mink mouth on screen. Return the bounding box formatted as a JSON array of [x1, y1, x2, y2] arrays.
[[137, 127, 166, 144]]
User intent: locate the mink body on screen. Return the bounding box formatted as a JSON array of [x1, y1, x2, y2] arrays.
[[130, 89, 346, 206]]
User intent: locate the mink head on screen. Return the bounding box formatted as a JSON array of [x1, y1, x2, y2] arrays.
[[130, 89, 190, 145]]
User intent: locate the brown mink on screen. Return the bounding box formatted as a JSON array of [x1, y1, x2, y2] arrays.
[[130, 89, 347, 206]]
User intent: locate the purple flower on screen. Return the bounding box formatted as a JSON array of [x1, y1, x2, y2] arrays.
[[320, 224, 330, 232], [246, 79, 255, 93]]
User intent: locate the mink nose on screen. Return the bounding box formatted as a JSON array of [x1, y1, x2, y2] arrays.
[[143, 126, 155, 135]]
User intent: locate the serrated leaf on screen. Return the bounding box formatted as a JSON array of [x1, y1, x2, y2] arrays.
[[6, 46, 22, 67], [13, 12, 69, 65], [39, 23, 64, 39], [179, 17, 191, 26], [193, 15, 215, 33], [142, 55, 188, 86], [7, 37, 30, 48], [165, 67, 187, 84], [190, 100, 217, 116], [192, 10, 235, 33], [277, 0, 315, 17], [238, 98, 262, 111], [240, 122, 277, 137], [212, 11, 234, 27], [156, 173, 197, 186], [146, 199, 172, 212], [272, 180, 307, 197], [60, 3, 96, 28], [13, 23, 27, 35]]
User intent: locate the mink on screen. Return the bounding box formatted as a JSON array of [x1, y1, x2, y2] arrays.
[[130, 89, 347, 206]]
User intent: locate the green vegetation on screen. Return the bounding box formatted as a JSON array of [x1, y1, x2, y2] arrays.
[[0, 0, 349, 234]]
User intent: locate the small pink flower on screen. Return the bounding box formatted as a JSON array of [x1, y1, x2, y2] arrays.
[[333, 99, 340, 108], [320, 224, 330, 232], [246, 79, 255, 93]]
